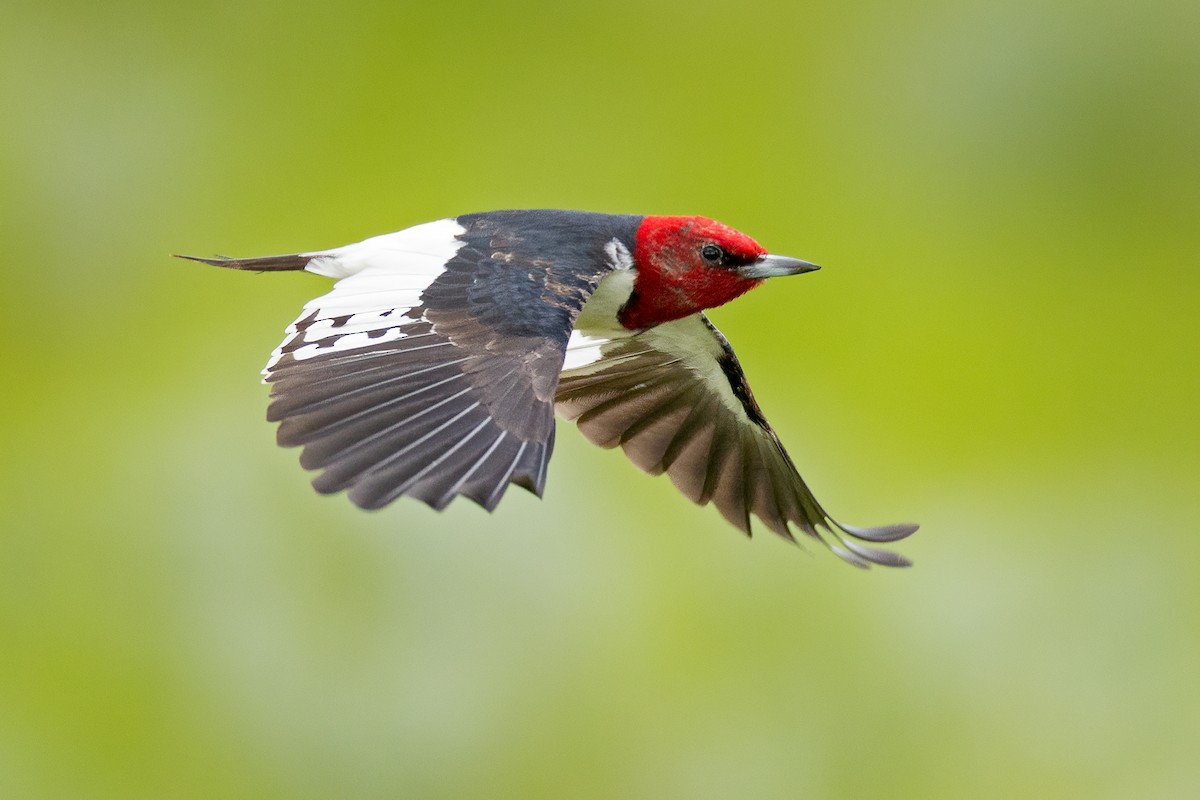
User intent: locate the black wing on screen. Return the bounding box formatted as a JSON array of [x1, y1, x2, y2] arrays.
[[263, 211, 641, 511], [556, 313, 917, 567]]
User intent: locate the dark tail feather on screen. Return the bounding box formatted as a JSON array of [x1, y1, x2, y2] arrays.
[[173, 253, 313, 272]]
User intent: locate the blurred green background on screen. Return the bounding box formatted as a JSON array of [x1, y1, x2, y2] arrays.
[[3, 0, 1198, 797]]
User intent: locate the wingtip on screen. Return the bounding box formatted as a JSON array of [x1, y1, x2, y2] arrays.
[[842, 536, 914, 568], [839, 521, 920, 543], [828, 543, 873, 569], [821, 519, 917, 568]]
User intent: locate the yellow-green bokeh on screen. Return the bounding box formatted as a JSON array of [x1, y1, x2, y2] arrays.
[[2, 1, 1198, 798]]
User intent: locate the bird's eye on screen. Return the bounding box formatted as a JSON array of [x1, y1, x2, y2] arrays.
[[700, 244, 724, 263]]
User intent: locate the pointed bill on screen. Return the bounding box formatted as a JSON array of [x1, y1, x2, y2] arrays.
[[737, 254, 820, 280]]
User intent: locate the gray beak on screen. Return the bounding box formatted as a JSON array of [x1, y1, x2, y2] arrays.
[[738, 253, 821, 280]]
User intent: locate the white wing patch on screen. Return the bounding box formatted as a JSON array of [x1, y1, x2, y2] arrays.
[[301, 218, 468, 279], [264, 218, 467, 375], [282, 327, 413, 363], [563, 331, 614, 371]]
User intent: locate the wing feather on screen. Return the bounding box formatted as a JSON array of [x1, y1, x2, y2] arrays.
[[256, 211, 637, 511], [556, 314, 917, 567]]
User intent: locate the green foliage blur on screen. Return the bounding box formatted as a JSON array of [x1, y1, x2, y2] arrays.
[[2, 1, 1198, 797]]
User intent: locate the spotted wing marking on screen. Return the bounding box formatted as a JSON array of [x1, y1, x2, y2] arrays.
[[263, 219, 468, 375]]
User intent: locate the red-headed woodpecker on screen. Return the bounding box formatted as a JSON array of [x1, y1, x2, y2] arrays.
[[180, 209, 917, 567]]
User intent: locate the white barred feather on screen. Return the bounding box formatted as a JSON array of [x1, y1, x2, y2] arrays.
[[263, 219, 467, 375]]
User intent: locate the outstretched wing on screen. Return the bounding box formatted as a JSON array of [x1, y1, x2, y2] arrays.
[[555, 313, 917, 567], [260, 211, 641, 511]]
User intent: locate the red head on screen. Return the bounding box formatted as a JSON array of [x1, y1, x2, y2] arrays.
[[620, 216, 819, 329]]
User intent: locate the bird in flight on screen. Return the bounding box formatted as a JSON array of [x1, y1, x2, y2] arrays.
[[180, 209, 916, 567]]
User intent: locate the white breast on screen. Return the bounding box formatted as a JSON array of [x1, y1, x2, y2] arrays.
[[563, 239, 638, 370]]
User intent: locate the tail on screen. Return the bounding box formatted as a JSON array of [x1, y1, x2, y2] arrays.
[[173, 253, 314, 272]]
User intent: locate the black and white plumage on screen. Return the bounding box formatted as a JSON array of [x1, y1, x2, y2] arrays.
[[181, 209, 917, 567]]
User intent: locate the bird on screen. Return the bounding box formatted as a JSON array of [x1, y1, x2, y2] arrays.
[[179, 209, 917, 567]]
